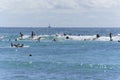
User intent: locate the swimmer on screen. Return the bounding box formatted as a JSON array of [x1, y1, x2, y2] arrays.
[[29, 54, 32, 56], [66, 36, 69, 39], [11, 43, 13, 47], [63, 33, 67, 36], [118, 40, 120, 42], [15, 38, 17, 41], [53, 39, 56, 41]]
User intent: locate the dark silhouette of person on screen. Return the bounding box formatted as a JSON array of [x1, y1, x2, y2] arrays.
[[96, 34, 100, 38], [20, 32, 23, 39], [19, 44, 24, 47], [15, 38, 17, 41], [11, 43, 24, 48], [11, 43, 13, 47], [93, 34, 100, 40], [53, 39, 56, 42], [66, 36, 69, 39], [29, 54, 32, 56], [63, 33, 66, 36], [109, 32, 112, 41], [31, 31, 35, 38], [14, 44, 18, 48]]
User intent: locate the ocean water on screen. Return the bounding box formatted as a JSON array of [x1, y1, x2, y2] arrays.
[[1, 27, 120, 80]]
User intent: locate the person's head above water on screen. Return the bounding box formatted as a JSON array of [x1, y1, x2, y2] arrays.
[[29, 54, 32, 56]]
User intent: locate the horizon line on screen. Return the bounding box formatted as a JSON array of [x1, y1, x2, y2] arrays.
[[0, 26, 120, 28]]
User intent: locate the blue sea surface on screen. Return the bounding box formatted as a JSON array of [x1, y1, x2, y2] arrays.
[[0, 27, 120, 80]]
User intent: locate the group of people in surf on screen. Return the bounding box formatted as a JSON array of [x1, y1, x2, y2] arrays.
[[11, 31, 37, 48], [11, 43, 24, 48], [19, 31, 114, 41], [45, 32, 113, 42], [19, 31, 70, 43], [10, 31, 114, 48], [19, 31, 36, 39], [91, 32, 112, 41], [20, 31, 41, 41], [53, 33, 70, 41], [96, 32, 112, 41]]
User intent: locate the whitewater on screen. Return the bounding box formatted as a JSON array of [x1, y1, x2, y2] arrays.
[[1, 33, 120, 42]]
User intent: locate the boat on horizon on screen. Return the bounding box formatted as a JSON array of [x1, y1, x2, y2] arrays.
[[48, 24, 51, 28]]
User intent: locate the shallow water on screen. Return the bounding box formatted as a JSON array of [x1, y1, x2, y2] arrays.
[[0, 27, 120, 80]]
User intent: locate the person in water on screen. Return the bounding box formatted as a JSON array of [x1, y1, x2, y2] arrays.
[[31, 31, 35, 38], [96, 34, 100, 38], [92, 34, 100, 40], [15, 38, 17, 41], [11, 43, 14, 47], [66, 36, 69, 39], [53, 38, 56, 42], [19, 44, 24, 47], [109, 32, 112, 41], [29, 54, 32, 56], [11, 43, 24, 48], [20, 32, 24, 39], [63, 33, 67, 36]]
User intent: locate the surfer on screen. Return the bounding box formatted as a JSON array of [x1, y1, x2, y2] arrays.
[[31, 31, 35, 38], [19, 44, 24, 47], [20, 32, 23, 39], [93, 34, 100, 40], [11, 43, 24, 48], [16, 43, 24, 47], [109, 32, 112, 41], [13, 44, 18, 48], [96, 34, 100, 38]]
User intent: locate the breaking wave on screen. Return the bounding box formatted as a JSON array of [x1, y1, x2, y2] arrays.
[[15, 34, 120, 42]]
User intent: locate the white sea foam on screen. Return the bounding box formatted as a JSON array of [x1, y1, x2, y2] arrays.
[[70, 35, 120, 41], [24, 45, 30, 48], [16, 34, 120, 42], [0, 36, 5, 39], [17, 35, 30, 40], [70, 35, 96, 41]]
